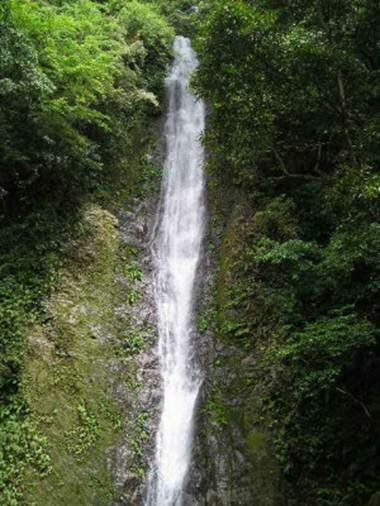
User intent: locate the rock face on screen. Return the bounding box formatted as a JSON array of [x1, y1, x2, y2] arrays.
[[369, 493, 380, 506], [20, 113, 167, 504], [180, 183, 285, 506], [187, 334, 285, 506], [108, 124, 167, 505], [109, 192, 161, 505]]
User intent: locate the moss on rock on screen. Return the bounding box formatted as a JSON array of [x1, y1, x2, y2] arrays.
[[22, 205, 128, 505], [197, 179, 285, 505]]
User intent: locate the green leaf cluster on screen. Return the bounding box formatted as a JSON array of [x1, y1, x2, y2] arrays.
[[0, 0, 173, 206]]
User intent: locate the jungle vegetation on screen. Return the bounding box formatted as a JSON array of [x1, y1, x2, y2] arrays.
[[0, 0, 174, 502], [195, 0, 380, 504], [0, 0, 379, 504]]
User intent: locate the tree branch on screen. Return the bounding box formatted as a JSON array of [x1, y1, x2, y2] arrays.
[[0, 186, 8, 199], [313, 143, 325, 176], [272, 148, 320, 181], [337, 71, 358, 164], [336, 387, 372, 421]]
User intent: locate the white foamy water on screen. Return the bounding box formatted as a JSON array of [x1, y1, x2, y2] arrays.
[[146, 36, 206, 506]]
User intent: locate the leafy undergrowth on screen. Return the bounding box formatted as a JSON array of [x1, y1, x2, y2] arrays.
[[0, 204, 79, 505], [205, 183, 380, 506]]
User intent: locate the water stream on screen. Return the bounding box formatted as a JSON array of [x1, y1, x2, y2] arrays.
[[146, 36, 206, 506]]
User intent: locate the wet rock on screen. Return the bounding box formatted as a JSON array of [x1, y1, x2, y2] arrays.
[[241, 354, 257, 368], [369, 493, 380, 506], [106, 153, 163, 505], [124, 472, 140, 489], [89, 323, 114, 343]]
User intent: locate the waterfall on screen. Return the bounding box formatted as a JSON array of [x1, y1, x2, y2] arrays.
[[146, 36, 206, 506]]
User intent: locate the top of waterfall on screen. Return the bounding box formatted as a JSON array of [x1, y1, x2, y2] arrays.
[[173, 35, 191, 50], [166, 36, 199, 86]]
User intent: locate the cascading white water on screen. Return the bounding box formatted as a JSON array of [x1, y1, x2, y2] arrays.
[[146, 36, 206, 506]]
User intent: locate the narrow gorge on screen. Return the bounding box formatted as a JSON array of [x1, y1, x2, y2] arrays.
[[0, 1, 379, 506]]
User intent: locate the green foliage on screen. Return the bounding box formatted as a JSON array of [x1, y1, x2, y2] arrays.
[[195, 0, 379, 186], [124, 262, 143, 282], [213, 195, 380, 504], [0, 0, 173, 207], [277, 315, 377, 391], [0, 400, 51, 505], [267, 316, 378, 505], [123, 328, 147, 353], [0, 205, 95, 504], [10, 0, 123, 122], [65, 403, 100, 458], [0, 210, 69, 403], [119, 1, 173, 62], [0, 0, 174, 502], [203, 389, 230, 427], [198, 2, 379, 501], [129, 411, 150, 477]]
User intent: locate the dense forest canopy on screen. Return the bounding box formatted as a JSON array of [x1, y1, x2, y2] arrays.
[[195, 0, 380, 504], [0, 0, 379, 505]]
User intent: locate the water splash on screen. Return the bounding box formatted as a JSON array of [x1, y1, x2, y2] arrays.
[[146, 36, 206, 506]]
